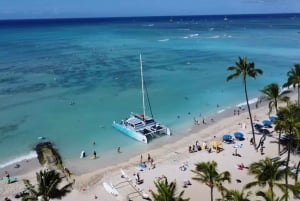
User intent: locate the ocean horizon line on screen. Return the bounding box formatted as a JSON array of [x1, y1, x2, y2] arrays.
[[0, 12, 299, 25]]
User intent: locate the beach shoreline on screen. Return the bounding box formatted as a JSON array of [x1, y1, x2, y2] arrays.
[[2, 90, 299, 200], [0, 92, 266, 177]]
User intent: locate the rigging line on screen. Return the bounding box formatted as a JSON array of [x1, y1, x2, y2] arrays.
[[144, 80, 154, 118]]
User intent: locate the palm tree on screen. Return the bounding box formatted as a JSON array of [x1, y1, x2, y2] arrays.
[[283, 63, 300, 105], [191, 161, 231, 201], [151, 178, 190, 201], [245, 157, 287, 200], [280, 96, 291, 107], [221, 188, 251, 201], [256, 189, 287, 201], [274, 104, 300, 200], [227, 57, 263, 148], [22, 169, 73, 201], [260, 83, 290, 115]]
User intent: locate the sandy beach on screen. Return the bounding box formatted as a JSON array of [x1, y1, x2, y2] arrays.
[[1, 91, 300, 201]]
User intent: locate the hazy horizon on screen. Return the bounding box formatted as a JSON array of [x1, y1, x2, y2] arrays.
[[1, 0, 300, 20]]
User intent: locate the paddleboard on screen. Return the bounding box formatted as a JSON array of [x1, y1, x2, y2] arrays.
[[103, 182, 119, 196], [90, 156, 96, 160], [120, 169, 127, 178]]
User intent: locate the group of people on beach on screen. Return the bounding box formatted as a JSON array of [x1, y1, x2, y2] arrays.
[[188, 140, 217, 153]]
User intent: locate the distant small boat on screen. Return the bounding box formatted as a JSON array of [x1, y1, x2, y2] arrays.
[[112, 55, 171, 143], [224, 16, 228, 21]]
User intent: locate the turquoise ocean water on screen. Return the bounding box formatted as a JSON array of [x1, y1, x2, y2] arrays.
[[0, 14, 300, 170]]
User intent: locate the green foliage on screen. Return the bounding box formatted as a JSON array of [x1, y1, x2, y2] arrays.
[[260, 83, 290, 114], [222, 188, 252, 201], [191, 161, 231, 201], [151, 178, 189, 201], [283, 63, 300, 105], [22, 169, 73, 201], [256, 189, 287, 201], [226, 56, 263, 148]]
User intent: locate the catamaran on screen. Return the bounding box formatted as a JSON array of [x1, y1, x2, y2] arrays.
[[112, 55, 171, 143]]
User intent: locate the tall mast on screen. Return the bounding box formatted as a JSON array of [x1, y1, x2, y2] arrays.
[[140, 54, 146, 117]]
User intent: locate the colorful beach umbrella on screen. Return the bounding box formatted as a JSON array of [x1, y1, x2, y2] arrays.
[[210, 140, 222, 148]]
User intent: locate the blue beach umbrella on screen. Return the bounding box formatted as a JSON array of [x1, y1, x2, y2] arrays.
[[269, 116, 278, 122], [263, 120, 272, 127], [234, 132, 244, 140], [223, 134, 232, 141], [254, 123, 264, 130]]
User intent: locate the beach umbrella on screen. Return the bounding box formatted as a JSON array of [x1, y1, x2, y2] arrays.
[[269, 116, 278, 122], [260, 128, 271, 135], [210, 140, 222, 148], [254, 123, 264, 130], [262, 120, 272, 127], [234, 132, 244, 140], [223, 134, 232, 141]]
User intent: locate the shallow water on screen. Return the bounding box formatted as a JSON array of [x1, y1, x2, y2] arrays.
[[0, 14, 300, 168]]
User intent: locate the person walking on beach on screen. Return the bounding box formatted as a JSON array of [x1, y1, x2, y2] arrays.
[[4, 171, 10, 184]]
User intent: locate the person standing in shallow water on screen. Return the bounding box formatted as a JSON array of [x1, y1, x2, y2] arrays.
[[93, 150, 97, 158]]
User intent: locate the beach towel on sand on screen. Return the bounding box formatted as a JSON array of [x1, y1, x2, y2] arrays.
[[1, 176, 17, 183]]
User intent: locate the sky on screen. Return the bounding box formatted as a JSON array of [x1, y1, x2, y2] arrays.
[[0, 0, 300, 19]]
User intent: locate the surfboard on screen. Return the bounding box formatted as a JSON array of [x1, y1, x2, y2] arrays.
[[103, 182, 119, 196]]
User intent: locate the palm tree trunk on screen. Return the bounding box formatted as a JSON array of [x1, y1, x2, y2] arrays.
[[296, 160, 300, 182], [275, 98, 278, 114], [285, 142, 291, 201], [270, 183, 274, 201], [244, 82, 256, 149], [298, 83, 300, 105], [278, 132, 282, 156], [211, 187, 213, 201]]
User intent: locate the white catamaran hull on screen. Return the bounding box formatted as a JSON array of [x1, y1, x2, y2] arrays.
[[112, 55, 171, 143], [112, 121, 148, 143]]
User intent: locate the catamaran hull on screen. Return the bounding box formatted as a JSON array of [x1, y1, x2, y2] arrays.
[[112, 122, 148, 143]]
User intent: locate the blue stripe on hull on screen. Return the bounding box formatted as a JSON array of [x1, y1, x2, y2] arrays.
[[112, 122, 148, 143]]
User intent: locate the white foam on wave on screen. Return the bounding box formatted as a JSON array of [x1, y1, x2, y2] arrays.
[[158, 38, 169, 42], [189, 33, 199, 37], [177, 28, 190, 31], [144, 24, 154, 27], [0, 151, 37, 168], [217, 109, 225, 113], [208, 35, 220, 39], [236, 98, 258, 107]]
